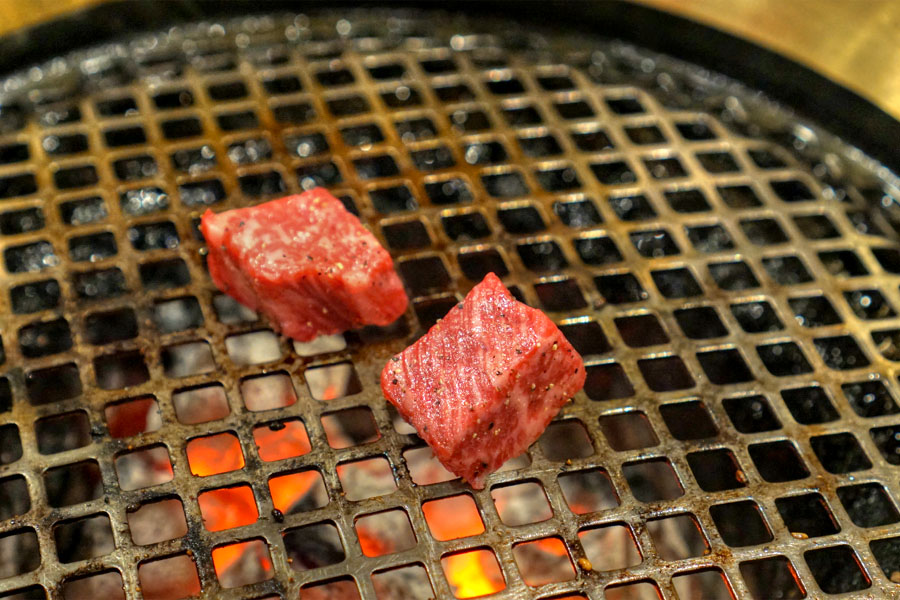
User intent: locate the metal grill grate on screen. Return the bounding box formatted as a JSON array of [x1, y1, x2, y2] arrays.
[[1, 9, 900, 599]]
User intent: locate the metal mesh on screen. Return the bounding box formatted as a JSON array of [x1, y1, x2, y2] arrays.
[[1, 9, 900, 599]]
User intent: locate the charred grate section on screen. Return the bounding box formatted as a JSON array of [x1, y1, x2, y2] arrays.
[[0, 9, 899, 600]]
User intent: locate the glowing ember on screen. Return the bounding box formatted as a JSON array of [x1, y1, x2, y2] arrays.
[[422, 495, 484, 540], [252, 419, 311, 462], [198, 485, 258, 532], [186, 432, 245, 476], [211, 539, 273, 588], [442, 549, 505, 598], [269, 470, 326, 513]]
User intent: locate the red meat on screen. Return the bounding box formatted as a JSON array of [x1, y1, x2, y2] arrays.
[[201, 189, 408, 341], [381, 272, 585, 488]]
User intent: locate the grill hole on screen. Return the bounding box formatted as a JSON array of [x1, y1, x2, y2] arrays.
[[518, 133, 562, 157], [559, 320, 611, 356], [129, 220, 180, 251], [794, 213, 839, 239], [395, 116, 437, 141], [838, 483, 899, 528], [153, 89, 194, 109], [584, 362, 634, 401], [341, 124, 383, 147], [173, 383, 229, 425], [872, 328, 900, 361], [226, 330, 283, 365], [776, 492, 840, 538], [112, 154, 157, 180], [594, 273, 648, 304], [305, 362, 362, 400], [425, 177, 473, 205], [811, 432, 872, 473], [421, 57, 456, 73], [43, 460, 101, 507], [0, 475, 29, 519], [0, 424, 21, 465], [128, 498, 187, 545], [873, 246, 900, 273], [240, 371, 297, 413], [539, 419, 594, 461], [723, 395, 780, 433], [272, 101, 316, 124], [75, 266, 127, 299], [781, 386, 839, 424], [740, 557, 805, 600], [730, 300, 783, 333], [757, 342, 812, 376], [717, 183, 763, 208], [517, 239, 568, 272], [322, 407, 379, 449], [262, 75, 302, 94], [254, 419, 311, 462], [60, 196, 107, 225], [535, 165, 581, 191], [0, 529, 39, 579], [710, 500, 772, 546], [579, 523, 643, 573], [441, 549, 505, 598], [804, 546, 871, 594], [558, 468, 619, 514], [570, 127, 614, 151], [433, 82, 475, 102], [213, 293, 257, 324], [54, 514, 115, 563], [103, 125, 146, 147], [842, 380, 899, 417], [337, 456, 397, 500], [709, 260, 760, 290], [666, 188, 710, 213], [574, 235, 622, 265], [630, 229, 679, 257], [638, 355, 694, 391], [269, 469, 327, 513], [43, 132, 88, 155], [647, 514, 709, 560], [614, 314, 668, 347], [370, 184, 417, 213], [410, 145, 455, 171], [845, 288, 895, 319], [533, 278, 586, 311], [871, 425, 900, 465], [0, 207, 44, 235], [457, 248, 509, 281], [5, 240, 58, 273], [105, 396, 160, 438], [138, 554, 200, 600], [513, 537, 576, 586], [847, 209, 885, 235], [69, 231, 117, 262], [660, 400, 718, 440], [161, 341, 215, 378], [555, 100, 594, 119], [285, 132, 329, 160], [283, 523, 345, 569], [207, 80, 247, 101], [651, 267, 702, 298], [414, 295, 459, 329], [382, 219, 431, 250], [353, 153, 400, 179], [216, 110, 259, 131], [644, 156, 687, 179], [819, 249, 869, 277], [326, 95, 370, 116], [95, 350, 149, 390], [696, 151, 740, 173], [590, 160, 636, 185], [199, 485, 258, 532], [871, 537, 900, 583], [186, 432, 244, 476], [355, 509, 416, 558], [771, 178, 815, 202], [686, 223, 735, 253], [674, 306, 728, 339], [19, 318, 72, 358], [502, 104, 543, 126], [623, 458, 683, 501], [687, 449, 746, 492], [295, 161, 340, 190], [381, 85, 422, 108], [696, 348, 754, 385], [140, 258, 190, 289], [120, 186, 170, 216], [609, 193, 656, 221], [625, 124, 666, 145], [814, 334, 869, 369], [462, 140, 507, 166], [367, 62, 406, 80], [598, 411, 659, 451], [160, 116, 203, 139], [227, 137, 272, 165], [747, 147, 787, 168], [39, 102, 81, 126], [748, 440, 809, 482], [491, 480, 553, 525], [789, 294, 842, 327], [171, 145, 216, 173], [27, 362, 81, 404], [740, 217, 788, 245]]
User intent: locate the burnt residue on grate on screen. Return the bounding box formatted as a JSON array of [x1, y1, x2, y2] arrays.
[[0, 9, 899, 600]]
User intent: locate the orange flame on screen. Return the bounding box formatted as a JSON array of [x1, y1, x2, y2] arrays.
[[443, 550, 505, 598]]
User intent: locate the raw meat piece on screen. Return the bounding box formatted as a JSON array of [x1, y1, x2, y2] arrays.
[[381, 272, 585, 488], [201, 189, 408, 341]]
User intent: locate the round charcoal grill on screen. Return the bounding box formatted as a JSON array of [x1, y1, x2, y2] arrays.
[[1, 6, 900, 600]]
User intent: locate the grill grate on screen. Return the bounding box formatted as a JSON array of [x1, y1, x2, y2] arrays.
[[1, 9, 900, 599]]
